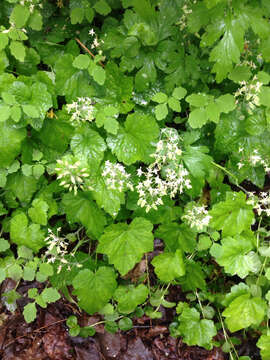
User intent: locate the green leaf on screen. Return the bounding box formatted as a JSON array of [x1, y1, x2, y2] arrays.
[[228, 65, 251, 83], [178, 307, 217, 349], [10, 105, 21, 122], [38, 116, 73, 153], [10, 41, 26, 62], [168, 97, 181, 112], [183, 145, 212, 179], [257, 335, 270, 360], [96, 106, 119, 135], [0, 118, 26, 167], [71, 125, 106, 169], [92, 66, 106, 85], [39, 263, 54, 277], [155, 223, 196, 253], [186, 93, 210, 107], [41, 288, 60, 303], [0, 238, 10, 252], [0, 104, 10, 122], [114, 284, 148, 314], [93, 0, 111, 15], [152, 92, 168, 103], [28, 10, 43, 31], [62, 192, 106, 239], [10, 213, 45, 252], [172, 86, 187, 100], [6, 172, 37, 204], [10, 5, 30, 28], [90, 167, 125, 216], [23, 266, 36, 281], [209, 192, 254, 236], [107, 112, 159, 165], [178, 259, 206, 291], [209, 21, 244, 82], [118, 317, 133, 331], [0, 33, 8, 51], [152, 249, 185, 282], [17, 246, 33, 259], [215, 94, 236, 114], [155, 103, 168, 120], [72, 267, 117, 314], [23, 302, 37, 323], [223, 294, 267, 332], [188, 108, 208, 128], [55, 54, 92, 101], [28, 199, 49, 226], [210, 235, 260, 279], [73, 54, 90, 69], [97, 217, 154, 275], [22, 104, 39, 118], [70, 8, 85, 24]]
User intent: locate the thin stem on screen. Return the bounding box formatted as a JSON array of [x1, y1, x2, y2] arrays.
[[75, 38, 105, 68], [218, 309, 239, 360], [195, 290, 205, 318], [211, 161, 247, 193]]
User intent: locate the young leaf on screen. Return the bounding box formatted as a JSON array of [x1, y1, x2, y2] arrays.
[[73, 54, 90, 69], [114, 284, 148, 314], [62, 192, 106, 239], [0, 120, 26, 167], [97, 217, 154, 275], [10, 41, 26, 62], [23, 302, 37, 323], [223, 294, 267, 332], [107, 113, 159, 165], [28, 199, 49, 226], [178, 307, 217, 349], [209, 192, 254, 236], [41, 288, 60, 303], [152, 92, 168, 103], [10, 213, 45, 252], [28, 10, 43, 31], [72, 267, 117, 314], [152, 249, 185, 282], [210, 235, 260, 279], [94, 0, 111, 15], [168, 97, 181, 112], [155, 103, 168, 120], [71, 125, 106, 169], [257, 334, 270, 360], [188, 108, 208, 128], [10, 5, 30, 28], [92, 66, 106, 85]]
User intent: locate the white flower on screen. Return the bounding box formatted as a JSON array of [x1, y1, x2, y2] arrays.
[[66, 97, 95, 125], [55, 155, 92, 194], [89, 28, 95, 36]]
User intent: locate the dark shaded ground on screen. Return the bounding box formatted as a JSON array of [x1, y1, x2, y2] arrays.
[[0, 299, 225, 360]]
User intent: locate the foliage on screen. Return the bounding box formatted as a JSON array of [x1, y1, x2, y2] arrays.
[[0, 0, 270, 358]]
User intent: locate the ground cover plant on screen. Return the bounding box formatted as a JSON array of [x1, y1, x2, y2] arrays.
[[0, 0, 270, 358]]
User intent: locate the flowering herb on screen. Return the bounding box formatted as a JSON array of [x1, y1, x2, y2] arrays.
[[1, 1, 270, 358]]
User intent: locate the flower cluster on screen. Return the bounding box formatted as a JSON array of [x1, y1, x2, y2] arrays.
[[177, 2, 193, 31], [102, 160, 134, 192], [247, 191, 270, 218], [66, 97, 95, 125], [44, 228, 82, 274], [182, 204, 212, 231], [89, 28, 104, 52], [55, 155, 92, 195], [235, 75, 263, 113], [136, 128, 191, 212], [19, 0, 43, 13], [237, 148, 270, 173]]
